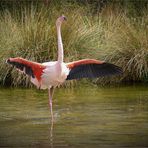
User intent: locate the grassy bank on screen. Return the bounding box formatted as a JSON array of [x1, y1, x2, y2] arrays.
[[0, 2, 147, 87]]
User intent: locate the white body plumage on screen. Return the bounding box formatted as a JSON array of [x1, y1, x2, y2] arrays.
[[41, 62, 69, 89]]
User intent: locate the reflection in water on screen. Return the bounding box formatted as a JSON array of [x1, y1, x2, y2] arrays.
[[0, 85, 148, 147], [49, 120, 54, 148]]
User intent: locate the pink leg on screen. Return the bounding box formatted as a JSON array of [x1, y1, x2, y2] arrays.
[[48, 87, 54, 123], [49, 96, 53, 122]]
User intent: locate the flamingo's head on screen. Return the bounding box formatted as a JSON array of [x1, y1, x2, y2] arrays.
[[56, 15, 67, 26]]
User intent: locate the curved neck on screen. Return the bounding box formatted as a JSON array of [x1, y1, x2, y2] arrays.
[[57, 24, 63, 63]]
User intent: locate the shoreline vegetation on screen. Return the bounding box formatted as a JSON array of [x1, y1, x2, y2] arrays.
[[0, 0, 148, 87]]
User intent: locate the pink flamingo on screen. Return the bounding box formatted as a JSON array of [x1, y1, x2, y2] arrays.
[[7, 16, 122, 120]]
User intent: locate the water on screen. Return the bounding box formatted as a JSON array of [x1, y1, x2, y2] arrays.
[[0, 85, 148, 147]]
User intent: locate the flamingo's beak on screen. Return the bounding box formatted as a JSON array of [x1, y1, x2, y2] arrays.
[[62, 15, 67, 21], [63, 16, 67, 21]]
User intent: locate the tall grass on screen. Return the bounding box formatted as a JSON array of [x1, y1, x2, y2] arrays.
[[0, 3, 102, 86], [97, 7, 148, 84], [0, 2, 147, 87]]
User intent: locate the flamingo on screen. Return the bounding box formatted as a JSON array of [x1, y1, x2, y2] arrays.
[[6, 15, 122, 121]]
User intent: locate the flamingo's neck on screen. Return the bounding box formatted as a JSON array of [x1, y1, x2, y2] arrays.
[[57, 24, 63, 63]]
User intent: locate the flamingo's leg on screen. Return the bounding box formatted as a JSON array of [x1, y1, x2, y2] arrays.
[[48, 87, 54, 122]]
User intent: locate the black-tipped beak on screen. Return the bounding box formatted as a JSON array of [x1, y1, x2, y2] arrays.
[[63, 16, 67, 21], [6, 59, 10, 64]]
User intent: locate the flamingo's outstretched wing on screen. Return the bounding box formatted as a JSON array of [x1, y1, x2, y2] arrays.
[[6, 57, 45, 81], [66, 59, 122, 80]]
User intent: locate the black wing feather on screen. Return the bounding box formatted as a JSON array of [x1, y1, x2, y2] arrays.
[[7, 59, 35, 78], [66, 63, 122, 80]]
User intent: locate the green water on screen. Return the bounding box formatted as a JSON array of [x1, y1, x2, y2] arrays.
[[0, 85, 148, 148]]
